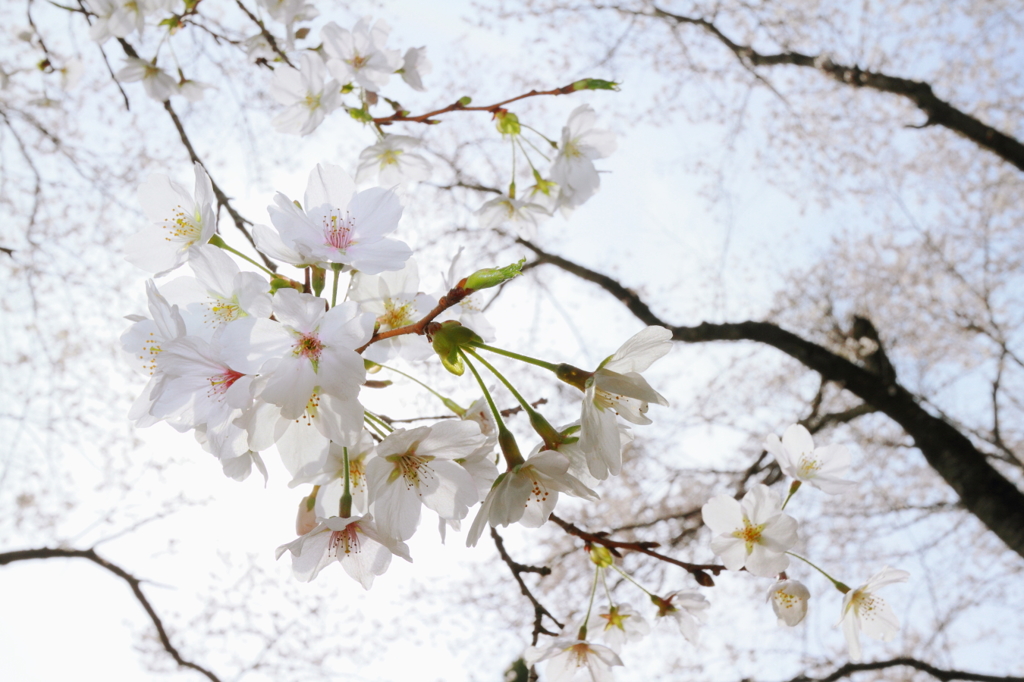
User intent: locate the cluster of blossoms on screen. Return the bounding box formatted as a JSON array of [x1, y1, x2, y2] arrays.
[[698, 424, 909, 662], [122, 156, 676, 594]]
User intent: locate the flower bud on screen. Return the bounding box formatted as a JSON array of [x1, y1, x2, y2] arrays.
[[430, 321, 483, 376], [310, 265, 327, 296], [457, 96, 472, 106], [464, 258, 525, 292], [588, 544, 614, 567], [494, 110, 521, 136], [296, 494, 317, 535], [571, 78, 620, 91]]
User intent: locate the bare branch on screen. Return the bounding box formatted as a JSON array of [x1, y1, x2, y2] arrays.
[[490, 528, 562, 645], [789, 657, 1024, 682], [0, 547, 223, 682]]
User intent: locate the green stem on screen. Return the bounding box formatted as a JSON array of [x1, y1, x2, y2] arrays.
[[611, 564, 655, 597], [786, 552, 850, 593], [364, 410, 394, 434], [470, 342, 560, 373], [331, 264, 342, 307], [780, 480, 802, 510], [363, 415, 389, 440], [579, 565, 601, 641], [339, 447, 352, 518], [520, 122, 557, 147], [601, 567, 614, 607], [378, 363, 466, 416], [209, 234, 275, 276], [460, 349, 524, 468], [465, 347, 561, 449]]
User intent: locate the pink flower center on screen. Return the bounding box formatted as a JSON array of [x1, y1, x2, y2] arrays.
[[209, 368, 244, 395], [294, 333, 324, 362], [328, 524, 361, 557], [323, 212, 356, 252]]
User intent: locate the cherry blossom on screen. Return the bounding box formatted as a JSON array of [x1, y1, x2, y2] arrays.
[[466, 449, 598, 547], [587, 603, 650, 653], [356, 135, 432, 186], [220, 290, 372, 419], [764, 424, 854, 494], [126, 162, 216, 276], [400, 46, 431, 91], [551, 104, 617, 213], [579, 326, 672, 479], [652, 590, 709, 644], [475, 195, 549, 239], [275, 514, 411, 587], [117, 58, 178, 102], [366, 421, 486, 541], [321, 17, 402, 92], [524, 638, 623, 682], [122, 280, 187, 428], [270, 52, 341, 136], [350, 259, 434, 362], [701, 484, 799, 577], [838, 566, 909, 661], [261, 163, 411, 274], [767, 579, 810, 626]]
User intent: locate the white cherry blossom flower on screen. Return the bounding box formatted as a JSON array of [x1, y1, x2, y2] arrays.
[[122, 280, 186, 427], [275, 514, 411, 587], [466, 449, 598, 547], [587, 603, 649, 653], [244, 33, 277, 63], [159, 245, 272, 339], [258, 0, 317, 47], [126, 162, 216, 276], [321, 18, 402, 92], [350, 259, 434, 362], [356, 135, 432, 186], [475, 195, 549, 239], [261, 163, 411, 274], [764, 424, 854, 494], [579, 326, 672, 479], [768, 579, 810, 626], [702, 484, 799, 578], [177, 79, 215, 103], [652, 590, 709, 643], [524, 638, 623, 682], [307, 433, 375, 517], [551, 104, 617, 214], [399, 46, 431, 91], [117, 58, 177, 102], [838, 566, 909, 661], [366, 421, 486, 541], [220, 290, 372, 419], [87, 0, 153, 43], [270, 52, 340, 136]]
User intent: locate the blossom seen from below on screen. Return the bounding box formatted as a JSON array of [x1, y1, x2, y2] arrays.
[[579, 325, 672, 480], [126, 162, 216, 276], [350, 258, 434, 362], [702, 484, 798, 577], [764, 424, 854, 494], [838, 566, 909, 661], [322, 17, 402, 92], [356, 135, 432, 186], [475, 195, 550, 239], [551, 104, 617, 213], [117, 58, 178, 102], [652, 591, 709, 644], [270, 52, 341, 136], [275, 514, 411, 587], [400, 46, 431, 91], [524, 638, 623, 682], [588, 603, 650, 652], [768, 579, 810, 626], [261, 163, 411, 274]]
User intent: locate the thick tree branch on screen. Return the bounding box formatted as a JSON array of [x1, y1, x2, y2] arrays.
[[521, 238, 1024, 560], [789, 657, 1024, 682], [644, 6, 1024, 173], [0, 547, 223, 682]]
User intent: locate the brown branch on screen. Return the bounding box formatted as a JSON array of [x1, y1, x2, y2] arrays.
[[644, 5, 1024, 172], [522, 238, 1024, 560], [0, 547, 223, 682], [232, 0, 294, 68], [549, 514, 723, 586], [355, 282, 471, 354], [490, 528, 562, 645], [789, 657, 1024, 682], [372, 81, 585, 126]]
